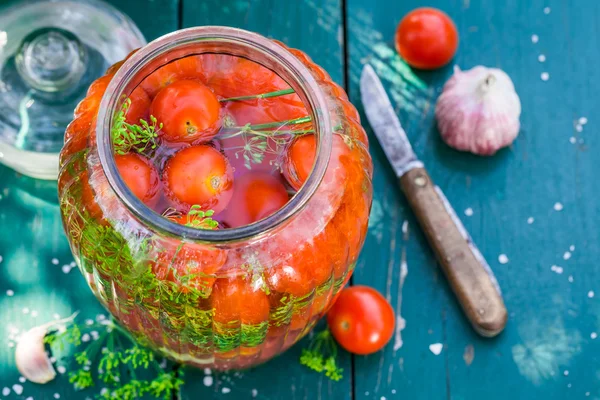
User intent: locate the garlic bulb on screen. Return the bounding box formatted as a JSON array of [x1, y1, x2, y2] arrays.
[[15, 312, 78, 384], [435, 65, 521, 156]]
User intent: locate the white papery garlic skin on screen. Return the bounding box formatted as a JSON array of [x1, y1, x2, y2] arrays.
[[15, 312, 78, 384], [435, 65, 521, 155]]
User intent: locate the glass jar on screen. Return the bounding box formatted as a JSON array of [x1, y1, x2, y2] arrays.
[[58, 27, 373, 370]]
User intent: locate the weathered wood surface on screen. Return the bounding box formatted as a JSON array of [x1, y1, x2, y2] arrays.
[[1, 0, 599, 399]]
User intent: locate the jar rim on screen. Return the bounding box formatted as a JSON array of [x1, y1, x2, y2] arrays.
[[96, 26, 332, 243]]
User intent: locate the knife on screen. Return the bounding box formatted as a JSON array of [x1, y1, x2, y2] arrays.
[[360, 65, 507, 337]]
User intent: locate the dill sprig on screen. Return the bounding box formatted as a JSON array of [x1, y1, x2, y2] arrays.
[[111, 98, 161, 155], [163, 205, 219, 230], [219, 87, 295, 102], [299, 329, 343, 381], [45, 315, 182, 400]]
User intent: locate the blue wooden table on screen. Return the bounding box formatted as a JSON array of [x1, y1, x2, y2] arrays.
[[1, 0, 599, 398]]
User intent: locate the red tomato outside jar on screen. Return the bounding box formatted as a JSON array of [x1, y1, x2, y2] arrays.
[[57, 27, 373, 370]]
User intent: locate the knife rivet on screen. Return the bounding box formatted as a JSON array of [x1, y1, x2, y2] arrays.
[[414, 175, 427, 187]]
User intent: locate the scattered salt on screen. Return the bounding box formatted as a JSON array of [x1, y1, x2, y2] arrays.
[[538, 54, 546, 62], [576, 124, 583, 132], [464, 208, 473, 217], [429, 343, 443, 355], [544, 7, 551, 14], [591, 332, 597, 339], [0, 255, 3, 263], [569, 137, 576, 144], [567, 383, 572, 388], [381, 397, 387, 400], [498, 254, 509, 264], [6, 289, 14, 296], [551, 265, 563, 274], [570, 245, 575, 251], [13, 384, 23, 395], [204, 368, 212, 375], [57, 365, 66, 374], [553, 202, 563, 211], [203, 376, 213, 387], [26, 397, 34, 400], [251, 389, 258, 398], [531, 34, 539, 43], [392, 389, 397, 394], [62, 265, 71, 274], [222, 387, 231, 394], [588, 291, 595, 298], [90, 331, 99, 340], [564, 370, 569, 376], [22, 307, 30, 314], [563, 252, 572, 260], [51, 258, 59, 265], [82, 333, 90, 343], [586, 392, 591, 396], [527, 217, 534, 224], [579, 117, 588, 125], [54, 393, 61, 399], [2, 387, 10, 396], [85, 319, 94, 326], [19, 377, 26, 383], [568, 275, 574, 283], [541, 72, 549, 81]]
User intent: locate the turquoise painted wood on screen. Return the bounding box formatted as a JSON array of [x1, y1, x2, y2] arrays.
[[1, 0, 600, 399]]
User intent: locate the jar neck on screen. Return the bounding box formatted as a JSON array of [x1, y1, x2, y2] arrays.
[[95, 26, 332, 243]]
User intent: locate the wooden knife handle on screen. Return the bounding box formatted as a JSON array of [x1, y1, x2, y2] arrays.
[[400, 167, 508, 337]]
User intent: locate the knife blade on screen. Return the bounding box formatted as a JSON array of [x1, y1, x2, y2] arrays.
[[360, 65, 508, 337]]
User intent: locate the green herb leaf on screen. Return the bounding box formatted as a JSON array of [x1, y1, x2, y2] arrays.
[[111, 98, 161, 155], [299, 329, 343, 381]]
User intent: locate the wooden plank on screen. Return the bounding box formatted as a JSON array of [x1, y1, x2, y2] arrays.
[[179, 0, 350, 398], [0, 165, 107, 398], [347, 0, 600, 398], [107, 0, 180, 41]]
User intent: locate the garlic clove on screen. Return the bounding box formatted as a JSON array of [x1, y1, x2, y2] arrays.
[[435, 65, 521, 156], [15, 312, 78, 384]]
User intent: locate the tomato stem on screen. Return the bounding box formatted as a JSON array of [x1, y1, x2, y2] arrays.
[[219, 88, 295, 102]]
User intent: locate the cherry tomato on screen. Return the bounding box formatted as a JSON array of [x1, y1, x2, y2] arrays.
[[212, 275, 270, 326], [152, 237, 226, 297], [327, 286, 395, 355], [395, 7, 458, 70], [282, 134, 316, 190], [115, 153, 160, 207], [209, 58, 285, 99], [150, 80, 221, 143], [163, 145, 234, 214], [221, 172, 289, 228], [125, 87, 151, 125], [140, 56, 203, 97]]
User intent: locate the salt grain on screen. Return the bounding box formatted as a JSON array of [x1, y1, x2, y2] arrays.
[[90, 331, 99, 340], [61, 265, 71, 274], [222, 387, 231, 394], [57, 365, 66, 374], [568, 275, 574, 283], [588, 291, 595, 298], [6, 289, 14, 296], [22, 307, 30, 314], [544, 7, 551, 14], [82, 333, 90, 343], [498, 254, 509, 264], [553, 202, 563, 211], [570, 245, 575, 251], [531, 34, 539, 43], [564, 370, 569, 376], [591, 332, 597, 339], [381, 397, 387, 400], [19, 377, 26, 383], [252, 389, 258, 398], [13, 384, 23, 395], [54, 393, 61, 399], [569, 137, 576, 144], [541, 72, 549, 81], [586, 392, 591, 396], [527, 217, 534, 224], [579, 117, 588, 125], [204, 368, 212, 375], [203, 376, 213, 387], [429, 343, 443, 355], [576, 124, 583, 132], [563, 252, 572, 260], [2, 387, 10, 396], [85, 319, 94, 326], [464, 208, 473, 217], [551, 265, 563, 274], [51, 258, 59, 265], [392, 389, 397, 394], [538, 54, 546, 62]]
